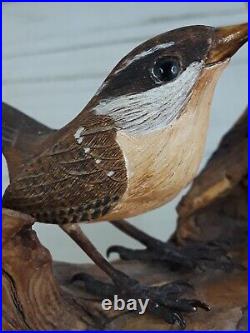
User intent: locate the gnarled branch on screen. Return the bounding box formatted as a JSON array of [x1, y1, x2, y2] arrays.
[[2, 110, 247, 330]]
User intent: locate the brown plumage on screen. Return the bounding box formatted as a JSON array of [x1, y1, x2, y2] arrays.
[[3, 24, 247, 225], [2, 23, 247, 328], [3, 110, 127, 223]]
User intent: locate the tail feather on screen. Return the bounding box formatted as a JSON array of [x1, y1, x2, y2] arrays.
[[2, 102, 54, 151], [2, 102, 56, 179]]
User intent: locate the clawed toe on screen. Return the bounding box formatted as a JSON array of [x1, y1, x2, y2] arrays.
[[146, 283, 210, 328], [107, 239, 240, 273], [173, 298, 210, 312], [153, 280, 193, 297], [71, 272, 117, 297], [70, 271, 209, 328], [154, 296, 209, 314]]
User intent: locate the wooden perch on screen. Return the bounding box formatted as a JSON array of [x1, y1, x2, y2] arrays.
[[176, 109, 247, 245], [2, 110, 247, 330]]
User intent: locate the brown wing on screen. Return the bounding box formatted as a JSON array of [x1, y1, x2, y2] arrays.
[[3, 115, 127, 224]]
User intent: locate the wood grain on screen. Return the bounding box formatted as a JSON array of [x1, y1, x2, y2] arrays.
[[2, 110, 247, 330], [2, 4, 248, 264]]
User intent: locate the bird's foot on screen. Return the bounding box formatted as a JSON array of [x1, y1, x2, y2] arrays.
[[107, 238, 240, 272], [72, 270, 209, 329]]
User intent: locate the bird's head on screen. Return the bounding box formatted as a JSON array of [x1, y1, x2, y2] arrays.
[[89, 24, 247, 134]]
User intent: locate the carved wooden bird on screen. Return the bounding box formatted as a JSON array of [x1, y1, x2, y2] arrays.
[[2, 23, 247, 327]]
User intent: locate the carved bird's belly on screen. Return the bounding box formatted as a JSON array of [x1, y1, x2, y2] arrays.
[[103, 62, 227, 221], [105, 110, 209, 220]]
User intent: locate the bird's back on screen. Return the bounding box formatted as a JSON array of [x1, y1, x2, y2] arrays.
[[2, 104, 127, 224]]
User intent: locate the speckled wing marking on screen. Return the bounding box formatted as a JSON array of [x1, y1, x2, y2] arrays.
[[3, 115, 127, 224]]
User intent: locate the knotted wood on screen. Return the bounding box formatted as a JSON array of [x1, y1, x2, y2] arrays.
[[2, 110, 247, 330]]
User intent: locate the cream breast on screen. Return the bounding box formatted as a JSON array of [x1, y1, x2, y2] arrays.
[[104, 61, 228, 221]]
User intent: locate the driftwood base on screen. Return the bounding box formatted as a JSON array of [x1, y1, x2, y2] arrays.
[[2, 111, 247, 330], [2, 208, 247, 330], [54, 258, 247, 330]]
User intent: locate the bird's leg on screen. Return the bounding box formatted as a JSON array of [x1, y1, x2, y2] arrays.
[[107, 220, 236, 271], [60, 223, 210, 328]]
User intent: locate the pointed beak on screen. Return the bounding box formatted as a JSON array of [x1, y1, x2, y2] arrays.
[[206, 23, 248, 65]]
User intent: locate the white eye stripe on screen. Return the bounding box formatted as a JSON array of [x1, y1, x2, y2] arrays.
[[93, 61, 203, 135], [114, 42, 175, 75]]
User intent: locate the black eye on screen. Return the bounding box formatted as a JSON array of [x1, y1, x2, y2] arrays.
[[151, 58, 181, 83]]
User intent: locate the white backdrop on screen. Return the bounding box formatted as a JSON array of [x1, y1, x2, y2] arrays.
[[2, 2, 248, 263]]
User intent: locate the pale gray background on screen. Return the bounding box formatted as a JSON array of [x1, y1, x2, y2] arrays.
[[2, 2, 248, 263]]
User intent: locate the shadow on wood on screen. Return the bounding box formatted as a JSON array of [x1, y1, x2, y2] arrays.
[[2, 110, 247, 330]]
